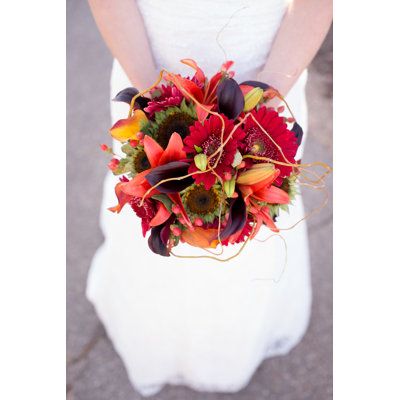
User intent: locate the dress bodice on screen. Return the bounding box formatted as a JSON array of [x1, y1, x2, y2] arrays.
[[136, 0, 289, 82]]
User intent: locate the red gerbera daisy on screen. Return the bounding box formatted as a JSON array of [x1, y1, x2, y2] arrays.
[[184, 114, 245, 189], [144, 84, 183, 117], [241, 107, 299, 186]]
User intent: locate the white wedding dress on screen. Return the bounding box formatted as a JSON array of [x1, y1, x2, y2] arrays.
[[87, 0, 311, 396]]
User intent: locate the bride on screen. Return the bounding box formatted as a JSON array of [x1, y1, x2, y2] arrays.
[[86, 0, 332, 396]]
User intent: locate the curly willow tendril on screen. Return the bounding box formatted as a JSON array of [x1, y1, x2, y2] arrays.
[[252, 233, 288, 283], [126, 69, 332, 263]]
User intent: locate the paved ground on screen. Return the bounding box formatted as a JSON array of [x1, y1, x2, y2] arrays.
[[67, 1, 332, 399]]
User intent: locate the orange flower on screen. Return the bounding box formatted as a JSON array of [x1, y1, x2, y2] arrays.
[[181, 227, 219, 249], [165, 59, 234, 122], [237, 164, 290, 234], [110, 132, 194, 229], [109, 109, 148, 142]]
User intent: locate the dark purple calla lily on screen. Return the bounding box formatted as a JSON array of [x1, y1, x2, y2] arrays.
[[148, 215, 175, 257], [217, 78, 244, 120], [291, 122, 304, 146], [148, 215, 175, 256], [113, 87, 150, 109], [145, 161, 194, 193], [220, 193, 247, 240], [239, 80, 271, 91], [148, 224, 169, 256]]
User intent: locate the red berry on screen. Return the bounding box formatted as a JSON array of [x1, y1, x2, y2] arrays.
[[100, 144, 108, 152], [108, 158, 120, 171], [194, 218, 203, 227], [129, 139, 138, 147], [224, 172, 232, 181], [171, 226, 182, 236], [172, 205, 181, 214]]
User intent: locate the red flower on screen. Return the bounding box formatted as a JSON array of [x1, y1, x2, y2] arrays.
[[144, 84, 183, 117], [129, 197, 157, 236], [184, 114, 245, 190], [241, 107, 299, 186]]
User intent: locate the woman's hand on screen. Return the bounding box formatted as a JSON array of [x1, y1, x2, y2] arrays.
[[258, 0, 332, 98], [88, 0, 158, 88]]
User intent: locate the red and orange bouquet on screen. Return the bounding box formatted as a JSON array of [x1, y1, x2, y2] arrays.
[[102, 59, 310, 257]]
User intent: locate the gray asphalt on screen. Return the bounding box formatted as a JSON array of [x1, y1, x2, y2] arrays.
[[67, 1, 332, 399]]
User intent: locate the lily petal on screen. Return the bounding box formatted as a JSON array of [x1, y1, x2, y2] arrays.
[[143, 135, 164, 168], [239, 169, 280, 195], [167, 192, 193, 230], [221, 60, 234, 72], [165, 73, 204, 102], [250, 214, 263, 239], [180, 59, 206, 84], [158, 132, 187, 165], [108, 182, 133, 213], [253, 185, 290, 204], [195, 104, 213, 123], [150, 203, 171, 227], [260, 207, 279, 232], [121, 170, 153, 197]]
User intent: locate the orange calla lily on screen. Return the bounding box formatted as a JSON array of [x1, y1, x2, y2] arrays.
[[109, 109, 148, 142], [181, 227, 219, 249]]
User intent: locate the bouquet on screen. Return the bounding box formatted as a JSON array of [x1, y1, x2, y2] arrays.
[[101, 59, 325, 259]]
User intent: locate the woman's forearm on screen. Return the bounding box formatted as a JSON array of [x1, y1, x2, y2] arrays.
[[88, 0, 158, 88], [258, 0, 332, 97]]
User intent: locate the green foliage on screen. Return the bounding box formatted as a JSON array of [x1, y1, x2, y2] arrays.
[[151, 194, 173, 212], [121, 143, 135, 155]]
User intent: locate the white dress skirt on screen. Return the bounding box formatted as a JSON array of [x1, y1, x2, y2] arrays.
[[87, 0, 311, 396]]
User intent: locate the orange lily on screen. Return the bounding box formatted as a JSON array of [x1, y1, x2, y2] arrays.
[[165, 59, 234, 123], [109, 132, 193, 228], [237, 164, 290, 234]]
